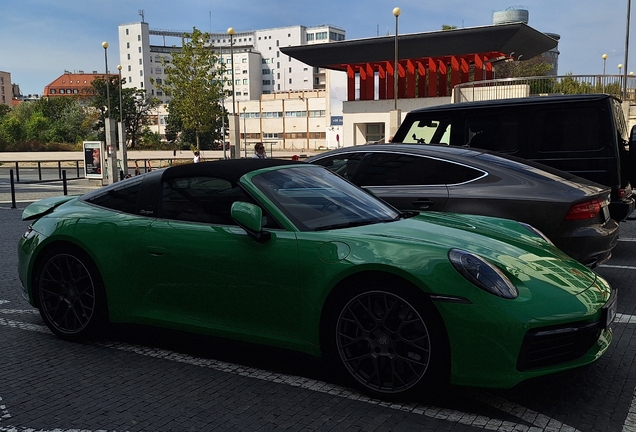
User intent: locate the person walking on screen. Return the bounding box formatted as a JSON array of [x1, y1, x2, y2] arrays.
[[193, 151, 201, 163]]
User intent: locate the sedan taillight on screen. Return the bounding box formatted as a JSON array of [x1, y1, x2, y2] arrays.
[[565, 199, 602, 220]]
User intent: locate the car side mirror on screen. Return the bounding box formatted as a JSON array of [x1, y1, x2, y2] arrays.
[[231, 201, 271, 243]]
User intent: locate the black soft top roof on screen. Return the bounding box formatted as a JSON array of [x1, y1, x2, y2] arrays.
[[161, 159, 303, 183]]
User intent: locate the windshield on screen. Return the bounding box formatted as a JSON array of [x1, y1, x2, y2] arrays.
[[251, 166, 401, 231]]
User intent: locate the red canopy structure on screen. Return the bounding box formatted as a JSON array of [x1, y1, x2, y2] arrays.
[[280, 23, 558, 101]]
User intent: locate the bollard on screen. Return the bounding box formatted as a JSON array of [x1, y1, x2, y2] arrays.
[[58, 161, 62, 179], [10, 169, 16, 209], [14, 162, 20, 182], [62, 170, 68, 196], [76, 161, 80, 178], [38, 162, 42, 181]]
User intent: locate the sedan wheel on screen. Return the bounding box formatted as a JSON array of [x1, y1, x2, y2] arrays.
[[36, 247, 105, 341], [332, 288, 445, 397]]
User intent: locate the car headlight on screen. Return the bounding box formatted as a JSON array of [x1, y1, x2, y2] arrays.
[[519, 222, 554, 245], [449, 249, 519, 299]]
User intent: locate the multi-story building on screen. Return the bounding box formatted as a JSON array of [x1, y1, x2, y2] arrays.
[[117, 21, 346, 149], [0, 71, 12, 106]]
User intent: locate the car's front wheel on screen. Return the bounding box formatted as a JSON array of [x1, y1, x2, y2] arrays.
[[34, 246, 107, 341], [324, 284, 448, 398]]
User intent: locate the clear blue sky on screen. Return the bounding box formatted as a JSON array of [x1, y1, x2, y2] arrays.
[[2, 0, 632, 96]]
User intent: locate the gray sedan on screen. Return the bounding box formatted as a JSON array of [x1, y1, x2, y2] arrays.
[[307, 144, 619, 268]]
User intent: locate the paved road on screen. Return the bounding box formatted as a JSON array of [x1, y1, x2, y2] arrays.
[[1, 184, 636, 431]]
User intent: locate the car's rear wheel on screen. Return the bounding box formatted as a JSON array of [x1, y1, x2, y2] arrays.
[[35, 246, 107, 341], [324, 284, 448, 398]]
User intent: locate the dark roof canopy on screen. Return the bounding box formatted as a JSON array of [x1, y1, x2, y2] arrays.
[[280, 23, 558, 70]]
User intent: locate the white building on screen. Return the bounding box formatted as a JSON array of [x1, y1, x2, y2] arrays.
[[117, 21, 346, 149]]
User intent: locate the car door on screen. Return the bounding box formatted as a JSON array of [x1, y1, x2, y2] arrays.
[[136, 174, 300, 339], [350, 151, 451, 211]]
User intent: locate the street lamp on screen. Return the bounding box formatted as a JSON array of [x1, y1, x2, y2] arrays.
[[242, 106, 247, 158], [392, 7, 401, 111], [602, 54, 608, 93], [101, 41, 117, 183], [117, 65, 127, 177], [102, 42, 111, 115], [227, 27, 240, 159], [228, 28, 236, 116], [623, 0, 632, 100]]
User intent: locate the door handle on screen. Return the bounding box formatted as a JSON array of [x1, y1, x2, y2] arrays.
[[146, 246, 168, 256], [411, 198, 436, 209]]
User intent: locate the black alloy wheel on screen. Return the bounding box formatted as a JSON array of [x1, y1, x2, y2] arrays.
[[36, 247, 106, 341], [331, 288, 445, 397]]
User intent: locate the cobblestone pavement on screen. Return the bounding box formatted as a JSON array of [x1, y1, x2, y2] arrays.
[[1, 180, 636, 431]]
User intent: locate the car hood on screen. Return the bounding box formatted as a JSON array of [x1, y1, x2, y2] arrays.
[[341, 211, 600, 298]]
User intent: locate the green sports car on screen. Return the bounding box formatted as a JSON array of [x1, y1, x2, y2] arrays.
[[17, 159, 616, 398]]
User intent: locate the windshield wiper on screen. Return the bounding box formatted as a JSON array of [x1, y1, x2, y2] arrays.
[[314, 220, 377, 231]]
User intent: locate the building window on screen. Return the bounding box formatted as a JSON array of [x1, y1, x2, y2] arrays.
[[263, 80, 271, 85], [243, 79, 248, 84], [128, 65, 131, 72], [127, 42, 130, 49], [262, 69, 271, 75], [127, 54, 131, 60], [138, 47, 142, 53], [242, 58, 247, 63], [138, 35, 141, 41], [50, 89, 56, 94], [139, 59, 142, 65], [140, 70, 144, 76], [126, 29, 129, 35]]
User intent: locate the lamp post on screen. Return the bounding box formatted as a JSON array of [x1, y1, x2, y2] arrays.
[[102, 42, 111, 115], [228, 28, 236, 116], [392, 7, 401, 111], [102, 41, 117, 184], [242, 106, 247, 158], [227, 27, 240, 159], [602, 54, 608, 93], [623, 0, 632, 100], [116, 65, 127, 177]]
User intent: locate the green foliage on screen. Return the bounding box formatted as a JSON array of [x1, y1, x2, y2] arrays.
[[90, 77, 160, 149], [153, 27, 225, 151], [494, 56, 553, 78], [442, 25, 457, 30]]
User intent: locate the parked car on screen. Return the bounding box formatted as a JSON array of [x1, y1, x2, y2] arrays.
[[18, 159, 615, 398], [390, 94, 636, 222], [307, 144, 619, 267]]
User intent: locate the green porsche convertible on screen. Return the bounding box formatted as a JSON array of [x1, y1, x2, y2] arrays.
[[17, 159, 616, 398]]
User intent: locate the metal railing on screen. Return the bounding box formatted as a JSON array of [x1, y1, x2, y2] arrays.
[[453, 74, 636, 103]]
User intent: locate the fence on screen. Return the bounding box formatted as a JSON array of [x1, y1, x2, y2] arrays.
[[453, 74, 636, 103]]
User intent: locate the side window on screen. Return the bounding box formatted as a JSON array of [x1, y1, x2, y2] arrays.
[[533, 107, 604, 152], [161, 176, 247, 225], [82, 177, 143, 214], [311, 153, 365, 181], [355, 153, 483, 186], [399, 118, 451, 145], [466, 114, 519, 153]]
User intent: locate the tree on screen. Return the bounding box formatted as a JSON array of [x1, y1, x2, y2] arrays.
[[493, 56, 553, 79], [153, 27, 226, 151], [442, 24, 457, 30], [91, 77, 159, 149]]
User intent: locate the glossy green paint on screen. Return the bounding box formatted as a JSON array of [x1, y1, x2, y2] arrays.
[[17, 164, 614, 389]]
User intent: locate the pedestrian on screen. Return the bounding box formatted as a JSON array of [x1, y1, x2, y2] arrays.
[[193, 151, 201, 163], [252, 143, 267, 159]]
